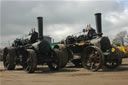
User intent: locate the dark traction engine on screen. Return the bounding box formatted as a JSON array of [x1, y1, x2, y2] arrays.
[[3, 17, 62, 73], [54, 13, 122, 71]]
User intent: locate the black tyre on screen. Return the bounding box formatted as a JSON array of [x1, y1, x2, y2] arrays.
[[54, 44, 71, 68], [48, 49, 61, 70], [24, 49, 37, 73], [60, 47, 69, 68], [3, 47, 16, 70], [82, 46, 104, 71], [104, 47, 123, 69]]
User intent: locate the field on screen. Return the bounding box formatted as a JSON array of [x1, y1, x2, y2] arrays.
[[0, 58, 128, 85]]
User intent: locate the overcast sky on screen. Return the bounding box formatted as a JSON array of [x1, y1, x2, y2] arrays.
[[0, 0, 128, 48]]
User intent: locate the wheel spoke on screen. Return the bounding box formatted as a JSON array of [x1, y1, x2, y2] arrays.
[[23, 49, 37, 73], [25, 56, 32, 71], [82, 47, 103, 71], [26, 64, 32, 71], [90, 62, 94, 70]]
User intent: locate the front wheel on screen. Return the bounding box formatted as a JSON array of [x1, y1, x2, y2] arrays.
[[24, 49, 37, 73], [48, 49, 61, 70], [104, 47, 123, 69], [3, 47, 16, 70], [82, 46, 104, 71]]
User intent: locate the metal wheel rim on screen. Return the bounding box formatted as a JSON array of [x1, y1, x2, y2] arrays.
[[82, 47, 103, 71], [86, 51, 100, 70], [24, 55, 33, 72]]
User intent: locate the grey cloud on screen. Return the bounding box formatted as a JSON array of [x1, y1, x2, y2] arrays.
[[31, 1, 125, 24]]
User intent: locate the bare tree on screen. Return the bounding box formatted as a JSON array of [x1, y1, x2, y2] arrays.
[[113, 31, 127, 46], [124, 34, 128, 44]]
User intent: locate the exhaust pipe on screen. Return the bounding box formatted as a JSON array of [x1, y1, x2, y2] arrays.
[[95, 13, 102, 37], [37, 17, 43, 39]]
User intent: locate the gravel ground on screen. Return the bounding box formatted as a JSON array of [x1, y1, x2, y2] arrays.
[[0, 58, 128, 85]]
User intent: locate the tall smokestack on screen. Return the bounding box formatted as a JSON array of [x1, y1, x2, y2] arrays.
[[37, 17, 43, 39], [95, 13, 102, 36]]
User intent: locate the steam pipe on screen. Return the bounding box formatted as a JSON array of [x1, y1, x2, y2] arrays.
[[37, 17, 43, 39], [95, 13, 102, 37]]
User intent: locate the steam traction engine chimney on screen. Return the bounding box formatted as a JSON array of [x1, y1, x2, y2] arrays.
[[95, 13, 102, 37], [37, 17, 43, 39]]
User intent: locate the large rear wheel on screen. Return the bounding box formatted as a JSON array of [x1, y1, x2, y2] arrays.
[[24, 49, 37, 73], [3, 47, 16, 70], [82, 46, 104, 71]]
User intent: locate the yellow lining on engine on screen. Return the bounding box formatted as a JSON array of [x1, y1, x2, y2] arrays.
[[77, 43, 85, 46], [112, 48, 115, 52]]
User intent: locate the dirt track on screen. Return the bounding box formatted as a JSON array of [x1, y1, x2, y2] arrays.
[[1, 59, 128, 85]]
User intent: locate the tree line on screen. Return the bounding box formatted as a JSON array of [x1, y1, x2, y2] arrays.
[[113, 31, 128, 46]]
